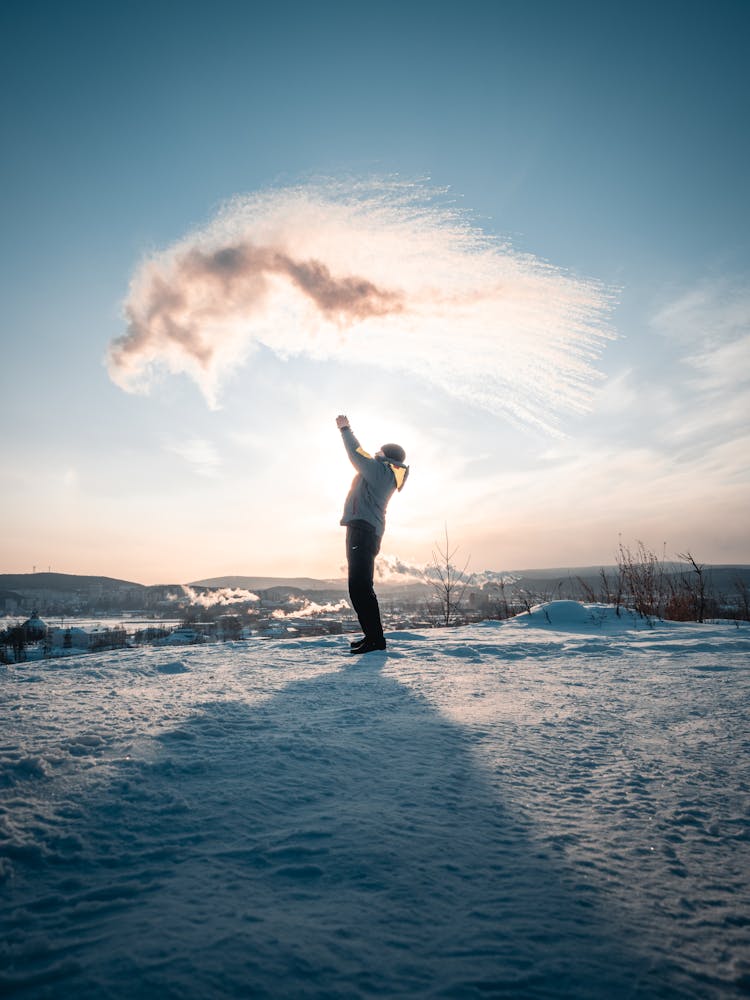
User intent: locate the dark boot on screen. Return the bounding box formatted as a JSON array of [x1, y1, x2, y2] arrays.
[[350, 636, 387, 655]]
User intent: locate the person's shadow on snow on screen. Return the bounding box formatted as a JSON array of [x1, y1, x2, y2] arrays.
[[14, 650, 658, 999]]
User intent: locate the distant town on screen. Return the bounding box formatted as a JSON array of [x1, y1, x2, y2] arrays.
[[0, 571, 436, 661], [2, 560, 749, 663]]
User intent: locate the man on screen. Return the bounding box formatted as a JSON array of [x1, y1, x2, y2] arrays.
[[336, 414, 409, 654]]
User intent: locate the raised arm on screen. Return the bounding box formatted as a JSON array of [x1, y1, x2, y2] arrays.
[[336, 414, 381, 478]]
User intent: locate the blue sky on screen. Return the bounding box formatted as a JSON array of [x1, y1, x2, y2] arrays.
[[1, 0, 748, 583]]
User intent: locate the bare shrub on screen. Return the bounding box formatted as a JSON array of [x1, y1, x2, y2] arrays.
[[428, 526, 472, 627], [615, 541, 719, 623], [616, 540, 669, 618], [600, 567, 623, 611], [663, 552, 711, 622]]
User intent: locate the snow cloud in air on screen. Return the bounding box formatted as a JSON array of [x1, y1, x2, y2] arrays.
[[108, 178, 614, 432]]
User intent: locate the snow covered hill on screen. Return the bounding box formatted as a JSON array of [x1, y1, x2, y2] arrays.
[[1, 604, 748, 998]]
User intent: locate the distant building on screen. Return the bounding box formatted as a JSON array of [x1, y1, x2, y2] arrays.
[[162, 626, 209, 646], [47, 626, 127, 651], [50, 626, 91, 650], [22, 612, 47, 640]]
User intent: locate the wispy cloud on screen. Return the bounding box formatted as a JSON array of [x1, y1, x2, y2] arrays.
[[109, 178, 614, 433], [652, 278, 750, 384], [164, 437, 222, 477], [648, 279, 750, 452]]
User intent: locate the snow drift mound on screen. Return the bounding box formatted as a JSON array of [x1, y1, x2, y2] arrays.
[[514, 600, 657, 631], [525, 600, 595, 626], [515, 600, 609, 629]]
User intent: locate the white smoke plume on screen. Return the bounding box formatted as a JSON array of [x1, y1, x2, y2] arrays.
[[109, 178, 614, 430], [470, 570, 521, 589], [177, 585, 260, 608], [374, 554, 430, 584], [271, 598, 350, 619], [374, 555, 520, 589]]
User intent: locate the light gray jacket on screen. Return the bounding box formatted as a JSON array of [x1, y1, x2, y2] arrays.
[[339, 426, 408, 537]]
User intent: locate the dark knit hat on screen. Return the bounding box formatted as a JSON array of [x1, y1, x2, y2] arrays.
[[380, 443, 406, 463]]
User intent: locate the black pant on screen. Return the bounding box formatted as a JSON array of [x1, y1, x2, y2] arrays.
[[346, 521, 384, 641]]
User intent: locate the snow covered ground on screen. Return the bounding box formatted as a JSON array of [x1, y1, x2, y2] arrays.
[[1, 603, 748, 999]]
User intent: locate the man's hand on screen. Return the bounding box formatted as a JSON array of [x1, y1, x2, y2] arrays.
[[336, 414, 350, 430]]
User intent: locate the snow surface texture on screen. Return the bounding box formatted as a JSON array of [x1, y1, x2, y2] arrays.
[[1, 603, 748, 999]]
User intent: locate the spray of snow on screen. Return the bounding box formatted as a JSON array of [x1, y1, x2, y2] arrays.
[[109, 178, 614, 432]]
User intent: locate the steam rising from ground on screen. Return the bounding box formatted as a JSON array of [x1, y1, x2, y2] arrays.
[[375, 554, 519, 588], [109, 179, 614, 430], [272, 598, 350, 619], [177, 586, 260, 608], [171, 587, 345, 617]]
